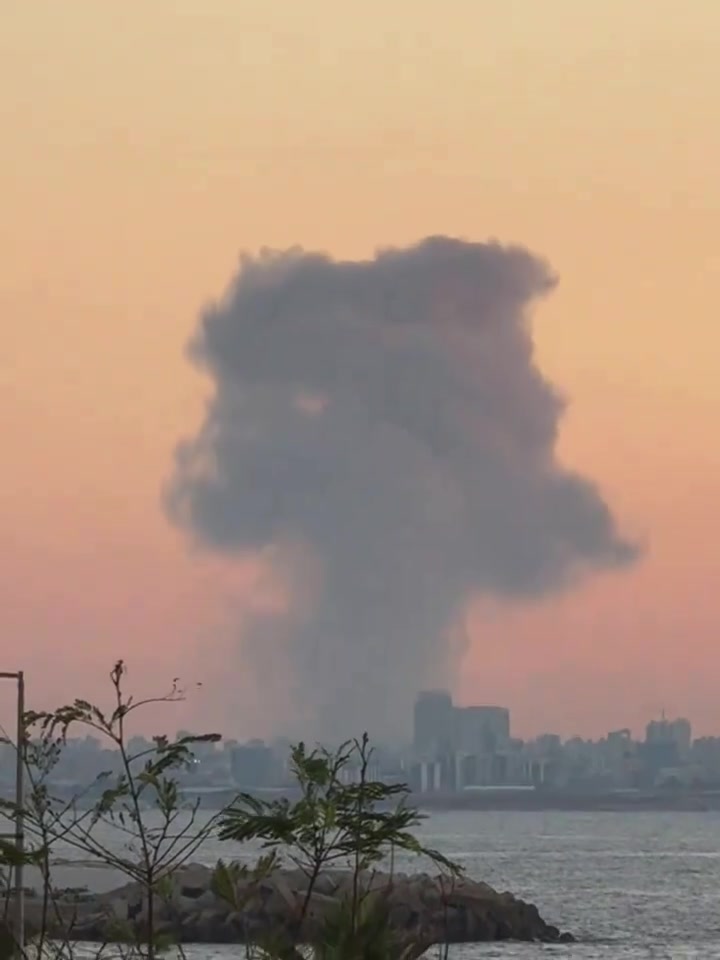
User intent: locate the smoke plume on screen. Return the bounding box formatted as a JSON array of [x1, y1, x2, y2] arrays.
[[166, 237, 639, 742]]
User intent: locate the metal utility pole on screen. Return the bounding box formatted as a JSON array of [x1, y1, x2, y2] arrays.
[[0, 671, 25, 957]]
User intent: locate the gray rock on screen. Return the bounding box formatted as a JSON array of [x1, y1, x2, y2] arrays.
[[193, 888, 219, 910], [306, 871, 337, 897], [108, 898, 129, 920], [31, 866, 573, 946]]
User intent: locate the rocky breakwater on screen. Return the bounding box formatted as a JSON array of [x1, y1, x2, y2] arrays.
[[23, 864, 574, 948]]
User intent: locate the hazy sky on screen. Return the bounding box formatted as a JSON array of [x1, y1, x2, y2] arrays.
[[2, 1, 720, 741]]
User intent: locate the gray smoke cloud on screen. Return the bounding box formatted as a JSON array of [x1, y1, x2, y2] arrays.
[[166, 236, 639, 742]]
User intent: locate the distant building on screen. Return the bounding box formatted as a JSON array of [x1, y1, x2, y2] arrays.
[[603, 729, 637, 787], [691, 738, 720, 784], [128, 736, 152, 757], [407, 759, 443, 793], [230, 740, 275, 788], [640, 717, 692, 784], [456, 706, 510, 755], [413, 690, 455, 758], [534, 734, 562, 756], [646, 718, 692, 758]]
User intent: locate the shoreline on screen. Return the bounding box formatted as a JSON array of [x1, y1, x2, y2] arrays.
[[184, 788, 720, 814], [412, 789, 720, 812], [6, 785, 720, 817]]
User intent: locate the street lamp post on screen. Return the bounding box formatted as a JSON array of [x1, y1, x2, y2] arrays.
[[0, 671, 25, 957]]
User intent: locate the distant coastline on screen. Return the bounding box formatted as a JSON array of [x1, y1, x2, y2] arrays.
[[411, 788, 720, 812], [182, 785, 720, 813], [6, 782, 720, 815]]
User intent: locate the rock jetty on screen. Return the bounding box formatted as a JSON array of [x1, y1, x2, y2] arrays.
[[11, 864, 574, 948]]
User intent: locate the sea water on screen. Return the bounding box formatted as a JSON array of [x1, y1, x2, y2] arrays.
[[6, 808, 720, 959]]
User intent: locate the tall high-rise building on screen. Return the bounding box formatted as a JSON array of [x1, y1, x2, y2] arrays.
[[645, 716, 692, 763], [456, 706, 510, 754], [413, 690, 455, 758]]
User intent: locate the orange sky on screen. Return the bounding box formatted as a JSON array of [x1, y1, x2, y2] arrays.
[[2, 1, 720, 741]]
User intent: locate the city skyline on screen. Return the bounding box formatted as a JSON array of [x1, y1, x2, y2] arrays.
[[2, 687, 714, 799]]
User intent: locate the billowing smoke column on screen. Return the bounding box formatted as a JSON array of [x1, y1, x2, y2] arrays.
[[166, 237, 639, 742]]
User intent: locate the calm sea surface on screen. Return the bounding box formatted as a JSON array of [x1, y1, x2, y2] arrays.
[[7, 809, 720, 959]]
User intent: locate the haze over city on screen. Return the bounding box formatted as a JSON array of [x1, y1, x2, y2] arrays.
[[3, 2, 720, 744]]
